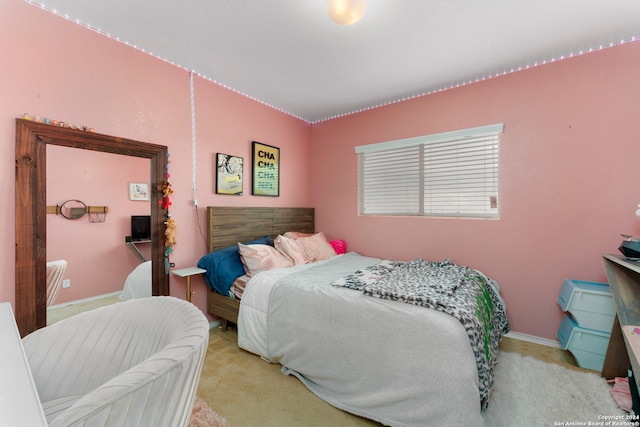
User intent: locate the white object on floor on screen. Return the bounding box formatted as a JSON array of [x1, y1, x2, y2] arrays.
[[482, 351, 624, 425], [0, 302, 47, 426], [121, 260, 152, 299]]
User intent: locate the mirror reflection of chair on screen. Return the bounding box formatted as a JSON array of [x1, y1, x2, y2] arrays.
[[45, 260, 67, 307]]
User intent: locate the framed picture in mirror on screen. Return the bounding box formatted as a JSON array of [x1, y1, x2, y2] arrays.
[[129, 182, 149, 201]]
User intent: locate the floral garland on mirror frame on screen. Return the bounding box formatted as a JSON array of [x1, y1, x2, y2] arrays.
[[162, 152, 176, 261]]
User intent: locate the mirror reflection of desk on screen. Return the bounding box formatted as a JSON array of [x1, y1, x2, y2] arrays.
[[125, 237, 151, 263]]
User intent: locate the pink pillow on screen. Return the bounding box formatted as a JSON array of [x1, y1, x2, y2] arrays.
[[274, 235, 309, 264], [297, 232, 336, 261], [330, 240, 346, 254], [237, 243, 293, 276]]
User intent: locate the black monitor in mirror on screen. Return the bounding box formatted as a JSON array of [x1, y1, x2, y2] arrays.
[[131, 215, 151, 241]]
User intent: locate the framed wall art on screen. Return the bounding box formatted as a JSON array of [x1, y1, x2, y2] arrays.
[[216, 153, 244, 195], [129, 182, 149, 201], [252, 141, 280, 196]]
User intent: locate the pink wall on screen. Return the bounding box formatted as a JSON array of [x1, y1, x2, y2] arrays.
[[2, 0, 639, 341], [0, 0, 312, 320], [310, 41, 640, 340], [46, 146, 151, 304]]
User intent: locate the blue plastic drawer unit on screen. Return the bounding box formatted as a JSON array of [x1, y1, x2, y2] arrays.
[[557, 315, 610, 371], [557, 279, 614, 333]]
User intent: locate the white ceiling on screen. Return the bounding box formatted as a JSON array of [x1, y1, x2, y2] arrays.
[[28, 0, 640, 123]]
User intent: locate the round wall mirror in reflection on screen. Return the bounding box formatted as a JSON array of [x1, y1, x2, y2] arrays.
[[60, 199, 87, 219]]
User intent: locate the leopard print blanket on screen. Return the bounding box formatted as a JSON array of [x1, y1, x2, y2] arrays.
[[332, 258, 509, 410]]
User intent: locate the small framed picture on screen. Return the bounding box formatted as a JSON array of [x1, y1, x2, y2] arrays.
[[129, 182, 149, 201], [216, 153, 244, 195], [252, 141, 280, 196]]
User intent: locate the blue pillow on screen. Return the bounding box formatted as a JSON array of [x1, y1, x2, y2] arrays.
[[197, 236, 272, 296]]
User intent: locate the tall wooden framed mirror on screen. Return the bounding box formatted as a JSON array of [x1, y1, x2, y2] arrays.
[[15, 118, 169, 336]]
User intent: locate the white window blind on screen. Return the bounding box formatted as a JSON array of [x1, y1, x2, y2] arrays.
[[356, 124, 503, 218]]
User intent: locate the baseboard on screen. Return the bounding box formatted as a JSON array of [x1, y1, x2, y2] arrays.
[[47, 291, 123, 310], [505, 331, 561, 349]]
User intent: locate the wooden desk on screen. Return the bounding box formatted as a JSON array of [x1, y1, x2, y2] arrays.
[[0, 303, 47, 426], [601, 254, 640, 385], [171, 267, 206, 302]]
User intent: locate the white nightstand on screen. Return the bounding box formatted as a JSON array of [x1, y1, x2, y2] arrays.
[[171, 267, 206, 302]]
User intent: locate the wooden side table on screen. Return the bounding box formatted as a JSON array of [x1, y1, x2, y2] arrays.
[[171, 267, 206, 302]]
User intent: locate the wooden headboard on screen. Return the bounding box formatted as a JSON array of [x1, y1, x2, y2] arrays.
[[206, 206, 314, 253]]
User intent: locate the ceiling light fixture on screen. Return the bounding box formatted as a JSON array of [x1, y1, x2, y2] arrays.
[[328, 0, 366, 26]]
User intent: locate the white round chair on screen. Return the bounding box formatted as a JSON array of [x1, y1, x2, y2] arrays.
[[22, 296, 209, 427]]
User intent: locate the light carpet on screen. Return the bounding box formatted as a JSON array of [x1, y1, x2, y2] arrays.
[[194, 349, 628, 426], [482, 351, 626, 426]]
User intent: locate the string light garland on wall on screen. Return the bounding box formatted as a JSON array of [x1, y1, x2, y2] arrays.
[[317, 36, 639, 123], [24, 1, 639, 124], [189, 71, 198, 206]]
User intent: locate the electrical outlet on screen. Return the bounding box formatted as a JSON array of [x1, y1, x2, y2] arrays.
[[62, 279, 71, 288]]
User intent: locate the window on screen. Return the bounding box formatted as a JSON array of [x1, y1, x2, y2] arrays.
[[356, 123, 503, 218]]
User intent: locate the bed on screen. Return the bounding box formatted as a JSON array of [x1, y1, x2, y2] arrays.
[[199, 206, 508, 427], [201, 206, 315, 330]]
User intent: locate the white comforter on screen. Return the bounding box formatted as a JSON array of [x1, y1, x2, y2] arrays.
[[238, 252, 486, 427]]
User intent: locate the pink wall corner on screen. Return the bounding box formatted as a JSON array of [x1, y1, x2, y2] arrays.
[[168, 75, 313, 310], [310, 40, 640, 340], [0, 0, 312, 322], [192, 76, 312, 209]]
